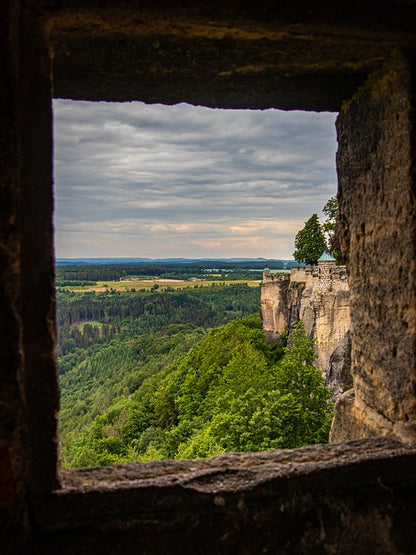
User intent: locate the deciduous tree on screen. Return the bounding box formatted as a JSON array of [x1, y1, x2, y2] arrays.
[[293, 214, 326, 265], [322, 196, 344, 263]]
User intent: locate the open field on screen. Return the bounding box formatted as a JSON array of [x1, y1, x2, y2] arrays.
[[59, 278, 262, 293]]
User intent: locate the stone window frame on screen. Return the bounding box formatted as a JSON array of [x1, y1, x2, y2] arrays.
[[3, 4, 416, 550]]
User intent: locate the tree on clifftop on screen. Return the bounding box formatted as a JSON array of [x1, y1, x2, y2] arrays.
[[293, 214, 326, 265], [322, 196, 344, 264], [322, 196, 338, 239]]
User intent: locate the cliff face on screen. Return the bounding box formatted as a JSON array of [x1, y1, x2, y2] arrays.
[[330, 51, 416, 444], [261, 266, 351, 399]]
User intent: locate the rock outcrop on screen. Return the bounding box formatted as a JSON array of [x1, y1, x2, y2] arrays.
[[330, 49, 416, 444], [261, 259, 351, 400]]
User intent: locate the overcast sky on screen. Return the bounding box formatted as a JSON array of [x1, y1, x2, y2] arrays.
[[53, 100, 337, 260]]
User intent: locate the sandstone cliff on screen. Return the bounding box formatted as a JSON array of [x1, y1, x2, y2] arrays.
[[261, 263, 351, 399]]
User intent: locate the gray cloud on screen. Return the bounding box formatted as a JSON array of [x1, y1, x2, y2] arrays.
[[53, 100, 337, 258]]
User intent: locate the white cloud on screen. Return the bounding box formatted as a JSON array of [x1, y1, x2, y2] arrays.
[[53, 100, 337, 259], [191, 240, 222, 249]]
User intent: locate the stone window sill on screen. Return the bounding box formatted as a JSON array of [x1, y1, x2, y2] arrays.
[[34, 438, 416, 534]]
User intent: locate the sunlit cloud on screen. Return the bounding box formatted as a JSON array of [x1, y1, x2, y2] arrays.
[[191, 240, 222, 249], [232, 237, 265, 249], [53, 100, 337, 259]]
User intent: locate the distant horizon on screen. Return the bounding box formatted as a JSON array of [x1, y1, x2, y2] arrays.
[[55, 255, 297, 264], [55, 256, 293, 260], [53, 101, 337, 259]]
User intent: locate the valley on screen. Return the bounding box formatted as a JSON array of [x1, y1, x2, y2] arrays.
[[57, 260, 332, 468]]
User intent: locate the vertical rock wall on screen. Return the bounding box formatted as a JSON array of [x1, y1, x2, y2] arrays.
[[0, 1, 28, 539], [331, 49, 416, 442], [261, 274, 296, 342], [261, 269, 351, 398], [0, 3, 59, 547]]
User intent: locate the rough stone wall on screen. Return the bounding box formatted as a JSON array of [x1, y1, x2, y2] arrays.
[[327, 330, 353, 401], [20, 1, 59, 499], [260, 274, 293, 342], [311, 290, 350, 378], [331, 49, 416, 443], [2, 2, 416, 553], [261, 270, 351, 397], [0, 2, 59, 547], [0, 1, 29, 539], [45, 1, 416, 111], [25, 439, 416, 555], [289, 264, 349, 292]]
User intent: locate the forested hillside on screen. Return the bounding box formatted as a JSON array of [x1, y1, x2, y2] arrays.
[[58, 284, 262, 463], [58, 282, 333, 468], [58, 284, 333, 467]]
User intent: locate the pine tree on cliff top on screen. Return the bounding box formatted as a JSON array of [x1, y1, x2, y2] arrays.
[[293, 213, 326, 265]]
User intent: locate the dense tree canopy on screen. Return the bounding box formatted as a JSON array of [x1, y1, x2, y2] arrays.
[[293, 214, 327, 265], [63, 316, 333, 467], [58, 284, 262, 460]]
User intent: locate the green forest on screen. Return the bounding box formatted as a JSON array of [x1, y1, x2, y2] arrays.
[[58, 281, 333, 468]]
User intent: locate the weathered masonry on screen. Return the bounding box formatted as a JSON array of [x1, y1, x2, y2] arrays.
[[2, 2, 416, 553]]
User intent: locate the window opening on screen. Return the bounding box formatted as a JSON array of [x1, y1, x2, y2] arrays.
[[53, 100, 338, 467]]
